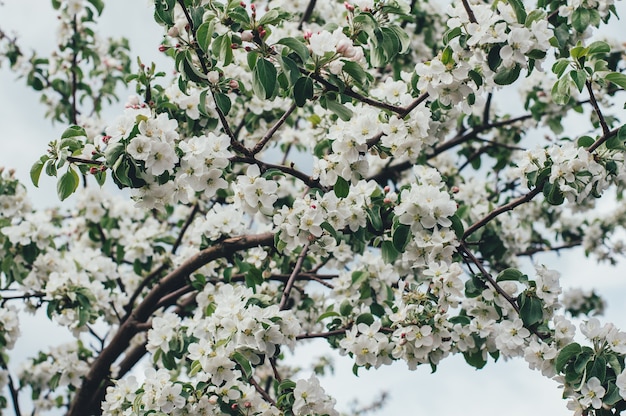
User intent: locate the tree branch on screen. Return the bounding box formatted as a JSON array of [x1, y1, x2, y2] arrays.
[[459, 243, 519, 314], [252, 103, 297, 155], [463, 187, 542, 239], [68, 232, 275, 415], [279, 243, 310, 310], [585, 80, 610, 137]]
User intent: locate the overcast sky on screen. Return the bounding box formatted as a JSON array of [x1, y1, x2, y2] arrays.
[[1, 1, 626, 415]]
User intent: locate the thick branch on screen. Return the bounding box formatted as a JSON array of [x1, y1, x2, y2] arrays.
[[68, 232, 274, 415]]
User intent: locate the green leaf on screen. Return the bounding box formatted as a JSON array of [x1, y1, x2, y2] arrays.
[[334, 176, 350, 198], [571, 8, 592, 32], [57, 168, 80, 201], [508, 0, 527, 24], [570, 69, 587, 92], [496, 268, 527, 283], [381, 241, 400, 263], [61, 125, 87, 139], [196, 21, 214, 53], [30, 156, 48, 187], [293, 76, 313, 107], [214, 92, 231, 116], [325, 99, 353, 121], [577, 135, 595, 148], [366, 205, 383, 232], [277, 37, 309, 63], [518, 294, 544, 326], [494, 64, 521, 85], [463, 350, 487, 369], [543, 181, 565, 205], [588, 40, 611, 55], [342, 61, 370, 87], [182, 53, 207, 84], [443, 27, 462, 45], [87, 0, 105, 15], [232, 351, 252, 378], [552, 59, 569, 78], [555, 342, 581, 373], [317, 310, 340, 322], [605, 72, 626, 90], [587, 356, 607, 382], [356, 313, 374, 326], [252, 58, 277, 99], [449, 214, 464, 239], [392, 223, 411, 252], [339, 300, 353, 316]]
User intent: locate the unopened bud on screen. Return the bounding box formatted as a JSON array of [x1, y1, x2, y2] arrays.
[[167, 26, 179, 37], [451, 186, 459, 193], [229, 79, 239, 89], [244, 402, 252, 409], [384, 185, 390, 193], [89, 167, 98, 174], [230, 43, 238, 49], [241, 30, 254, 42], [208, 395, 219, 405], [231, 403, 239, 410], [344, 2, 354, 11], [158, 44, 168, 52], [207, 70, 220, 84]]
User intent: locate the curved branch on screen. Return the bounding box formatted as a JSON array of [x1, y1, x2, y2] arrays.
[[68, 232, 275, 415]]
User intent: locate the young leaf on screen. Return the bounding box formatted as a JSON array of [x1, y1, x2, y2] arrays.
[[214, 92, 231, 116], [605, 72, 626, 90], [30, 156, 48, 187], [293, 76, 313, 107], [334, 176, 350, 198], [276, 37, 310, 63], [57, 168, 80, 201], [252, 58, 277, 99]]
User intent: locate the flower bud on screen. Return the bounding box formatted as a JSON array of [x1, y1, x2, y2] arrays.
[[167, 26, 179, 38], [207, 70, 220, 84], [241, 30, 254, 42], [158, 44, 169, 52], [208, 395, 219, 405]]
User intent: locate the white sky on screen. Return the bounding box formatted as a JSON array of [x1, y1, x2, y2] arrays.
[[1, 1, 626, 415]]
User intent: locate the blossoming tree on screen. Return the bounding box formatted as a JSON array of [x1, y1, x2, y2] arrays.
[[1, 0, 626, 414]]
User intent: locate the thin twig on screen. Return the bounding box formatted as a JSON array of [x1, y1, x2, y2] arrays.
[[252, 103, 297, 155], [461, 0, 477, 24], [172, 203, 199, 253], [463, 187, 542, 239], [0, 355, 21, 416], [249, 376, 277, 406], [279, 243, 310, 310], [298, 0, 317, 30], [585, 80, 610, 137]]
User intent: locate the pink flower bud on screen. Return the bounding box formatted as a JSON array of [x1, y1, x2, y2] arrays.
[[158, 44, 168, 52], [229, 79, 239, 89]]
